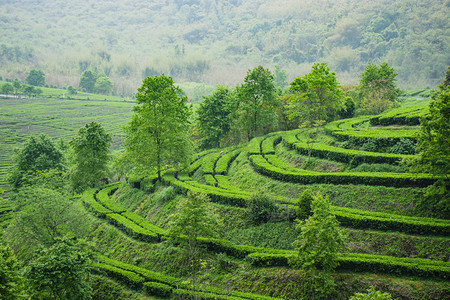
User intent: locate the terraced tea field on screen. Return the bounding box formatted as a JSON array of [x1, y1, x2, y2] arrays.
[[78, 102, 449, 299], [0, 97, 134, 189]]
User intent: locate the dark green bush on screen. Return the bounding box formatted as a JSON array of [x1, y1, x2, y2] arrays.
[[245, 193, 279, 224], [360, 139, 378, 152], [296, 189, 314, 220], [389, 138, 416, 155]]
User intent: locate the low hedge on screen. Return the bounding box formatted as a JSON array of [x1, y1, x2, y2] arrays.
[[337, 253, 450, 279], [246, 252, 450, 279], [144, 282, 173, 298], [249, 154, 435, 188], [121, 212, 167, 236], [162, 174, 248, 207], [92, 262, 145, 289], [215, 149, 241, 175], [97, 254, 281, 299], [97, 255, 178, 285], [261, 134, 281, 155], [283, 132, 409, 165], [333, 208, 450, 236], [246, 136, 265, 155], [215, 175, 244, 192], [369, 105, 428, 126], [81, 188, 113, 216], [105, 213, 159, 242], [204, 174, 218, 186], [173, 288, 244, 300], [95, 185, 126, 213], [202, 152, 222, 174]]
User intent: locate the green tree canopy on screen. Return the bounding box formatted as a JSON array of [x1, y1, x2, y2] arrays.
[[196, 86, 233, 149], [12, 79, 21, 93], [69, 121, 112, 193], [236, 65, 278, 139], [8, 134, 65, 189], [0, 236, 27, 299], [1, 82, 14, 94], [168, 191, 221, 251], [289, 63, 344, 124], [358, 62, 401, 114], [122, 74, 194, 180], [67, 85, 77, 95], [292, 192, 345, 272], [25, 236, 93, 300], [94, 72, 113, 95], [6, 186, 91, 258], [25, 69, 45, 87], [79, 70, 98, 93]]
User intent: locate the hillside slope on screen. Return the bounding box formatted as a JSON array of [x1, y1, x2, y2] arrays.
[[1, 0, 448, 93]]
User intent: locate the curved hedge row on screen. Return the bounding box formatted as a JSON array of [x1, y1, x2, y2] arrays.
[[249, 154, 435, 188], [96, 184, 126, 213], [370, 105, 428, 126], [86, 184, 450, 282], [246, 251, 450, 280], [81, 187, 163, 242], [95, 254, 281, 300], [163, 173, 248, 207], [0, 201, 14, 227], [283, 133, 409, 165], [163, 169, 449, 236], [215, 148, 241, 175]]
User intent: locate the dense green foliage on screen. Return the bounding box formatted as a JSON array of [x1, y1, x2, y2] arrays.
[[196, 86, 234, 148], [1, 0, 448, 95], [1, 64, 449, 299], [69, 121, 112, 193], [122, 74, 194, 180], [357, 62, 401, 115], [25, 69, 46, 87], [236, 65, 277, 139], [409, 86, 450, 218], [25, 236, 93, 299], [0, 237, 27, 299], [289, 63, 344, 124], [8, 134, 65, 189]]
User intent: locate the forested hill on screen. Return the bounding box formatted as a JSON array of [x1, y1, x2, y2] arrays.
[[1, 0, 449, 93]]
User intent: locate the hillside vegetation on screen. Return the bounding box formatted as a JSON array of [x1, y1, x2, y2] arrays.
[[1, 89, 449, 298], [1, 0, 449, 94]]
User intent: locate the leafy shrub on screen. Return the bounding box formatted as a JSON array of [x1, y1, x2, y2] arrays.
[[341, 141, 351, 149], [296, 189, 314, 220], [245, 193, 279, 224], [360, 139, 378, 152], [389, 138, 416, 155], [350, 286, 393, 300]]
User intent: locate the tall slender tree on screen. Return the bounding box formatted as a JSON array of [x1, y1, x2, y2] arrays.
[[196, 86, 233, 149], [69, 121, 111, 193], [237, 66, 277, 139], [123, 74, 193, 181]]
